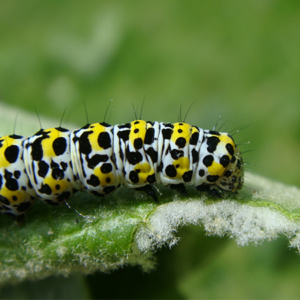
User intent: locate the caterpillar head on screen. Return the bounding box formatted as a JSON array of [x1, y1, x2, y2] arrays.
[[216, 145, 244, 193]]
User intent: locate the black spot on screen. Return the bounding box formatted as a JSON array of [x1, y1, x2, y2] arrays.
[[87, 154, 108, 169], [9, 134, 23, 140], [87, 175, 100, 187], [32, 161, 38, 184], [118, 123, 131, 129], [101, 163, 112, 174], [57, 191, 71, 202], [117, 130, 130, 142], [4, 170, 18, 191], [98, 132, 111, 149], [134, 128, 139, 134], [79, 124, 90, 130], [220, 155, 230, 168], [199, 169, 205, 177], [52, 137, 67, 156], [100, 122, 111, 127], [144, 128, 154, 144], [224, 170, 232, 177], [55, 127, 69, 133], [134, 138, 143, 150], [0, 195, 10, 205], [103, 186, 116, 194], [106, 177, 111, 183], [192, 149, 198, 163], [147, 173, 156, 184], [21, 186, 26, 191], [232, 176, 237, 183], [226, 143, 234, 156], [207, 175, 219, 182], [165, 165, 177, 177], [231, 155, 236, 163], [39, 184, 52, 195], [60, 162, 68, 171], [119, 147, 124, 161], [207, 136, 220, 153], [145, 147, 157, 163], [51, 162, 64, 180], [77, 131, 93, 155], [129, 171, 139, 183], [190, 131, 199, 145], [17, 201, 32, 212], [237, 159, 242, 169], [178, 129, 182, 133], [203, 155, 214, 167], [208, 130, 220, 136], [55, 184, 60, 190], [38, 160, 49, 178], [176, 137, 186, 148], [126, 149, 143, 165], [30, 135, 48, 161], [183, 170, 192, 182], [4, 145, 19, 163], [0, 174, 2, 189], [134, 121, 140, 125], [14, 171, 21, 179], [33, 128, 44, 136], [162, 128, 172, 140], [171, 149, 184, 160]]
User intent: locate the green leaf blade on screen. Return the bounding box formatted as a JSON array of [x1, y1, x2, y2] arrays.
[[1, 169, 300, 286]]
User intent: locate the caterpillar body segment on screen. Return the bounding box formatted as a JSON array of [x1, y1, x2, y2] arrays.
[[70, 122, 119, 197], [23, 127, 80, 206], [0, 120, 244, 219], [0, 135, 36, 216]]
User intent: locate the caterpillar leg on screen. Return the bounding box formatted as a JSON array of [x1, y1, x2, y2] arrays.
[[208, 188, 222, 198], [135, 185, 158, 203], [170, 183, 188, 196]]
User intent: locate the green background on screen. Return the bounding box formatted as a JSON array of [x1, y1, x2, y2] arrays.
[[1, 1, 300, 299]]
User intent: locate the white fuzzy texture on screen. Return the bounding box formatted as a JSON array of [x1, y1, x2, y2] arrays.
[[136, 173, 300, 252]]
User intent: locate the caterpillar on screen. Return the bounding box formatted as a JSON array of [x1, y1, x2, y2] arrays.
[[0, 118, 244, 221]]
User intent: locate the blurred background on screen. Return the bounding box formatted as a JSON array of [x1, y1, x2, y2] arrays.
[[1, 0, 300, 299]]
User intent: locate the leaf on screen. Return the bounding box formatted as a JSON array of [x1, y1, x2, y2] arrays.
[[136, 172, 300, 251], [1, 104, 300, 286], [1, 170, 300, 286]]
